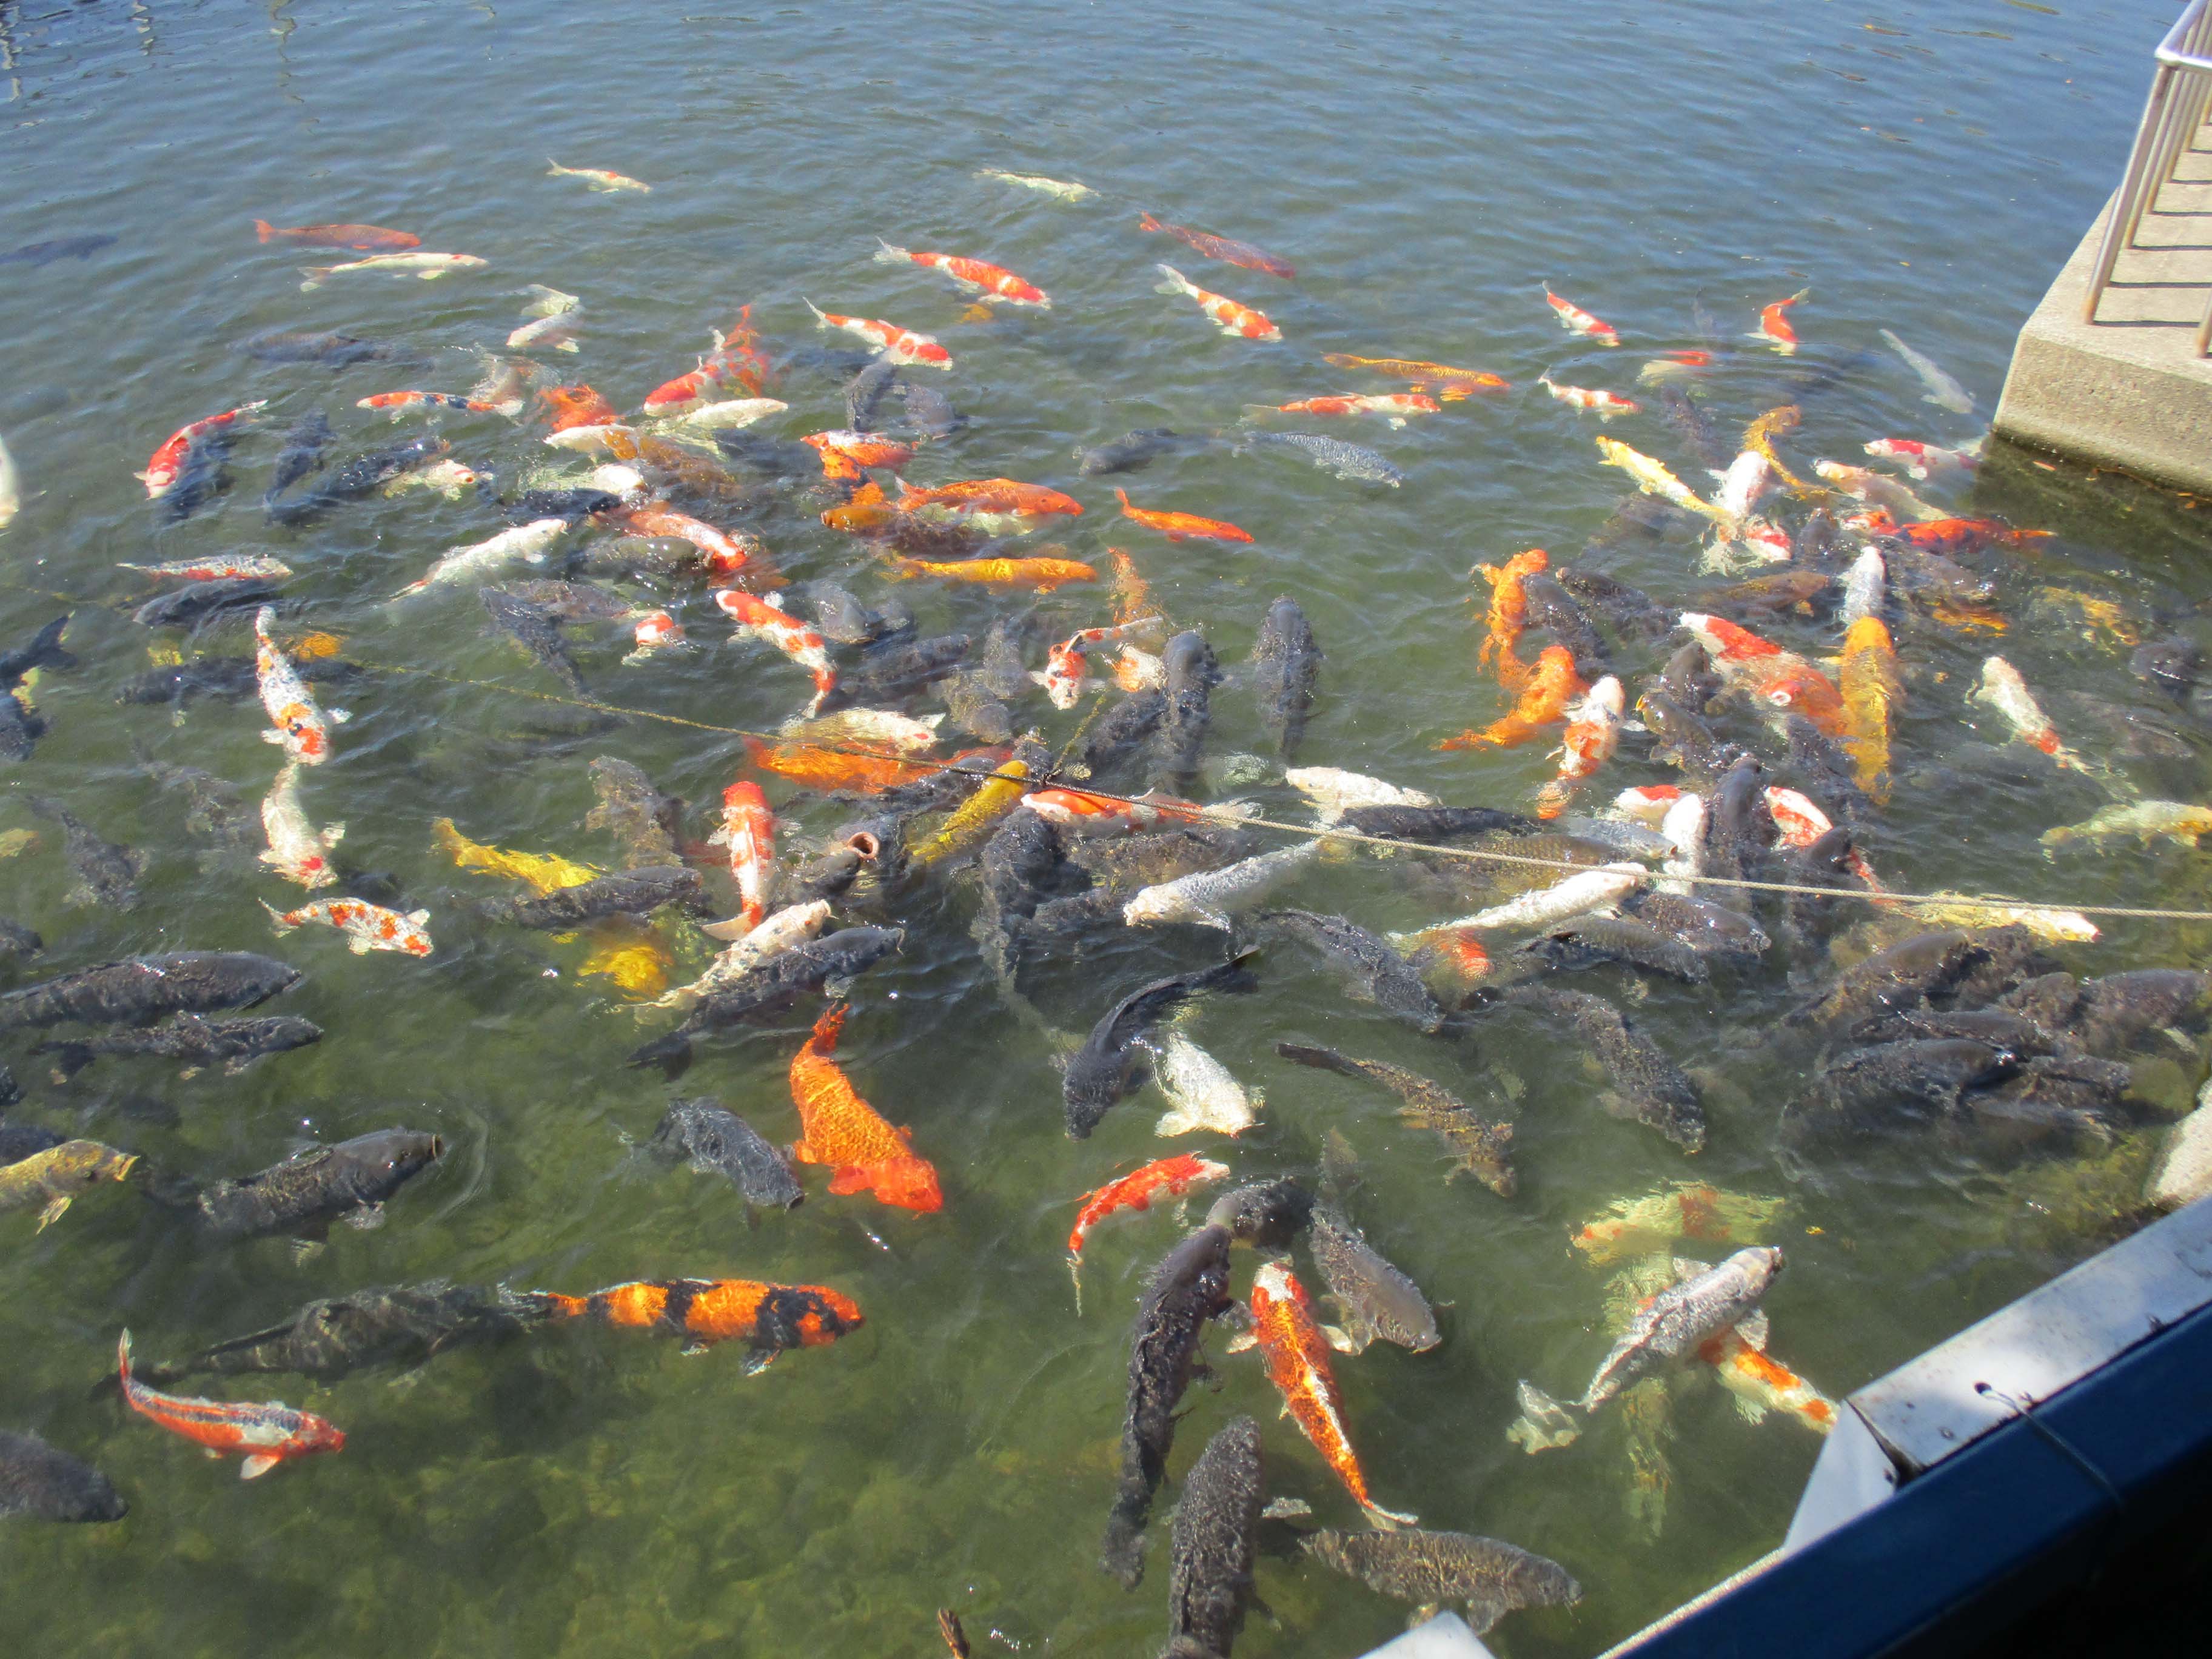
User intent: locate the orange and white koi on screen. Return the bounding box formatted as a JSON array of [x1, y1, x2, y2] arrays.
[[803, 298, 952, 369], [1812, 460, 1944, 525], [1256, 393, 1440, 427], [709, 780, 776, 934], [623, 609, 690, 664], [119, 1331, 344, 1480], [715, 589, 836, 708], [1863, 437, 1982, 481], [255, 605, 349, 765], [1321, 354, 1507, 398], [1473, 548, 1549, 690], [1067, 1153, 1232, 1264], [297, 252, 485, 290], [1034, 623, 1143, 708], [120, 555, 293, 582], [1569, 1182, 1788, 1265], [889, 553, 1098, 590], [804, 429, 917, 481], [1764, 786, 1880, 888], [1109, 642, 1164, 691], [1698, 1326, 1837, 1435], [1113, 488, 1252, 544], [541, 384, 619, 434], [1610, 783, 1686, 826], [897, 477, 1084, 518], [1544, 284, 1620, 346], [742, 736, 935, 794], [139, 403, 268, 497], [258, 761, 344, 890], [546, 158, 651, 193], [1970, 655, 2088, 770], [874, 239, 1050, 307], [356, 391, 505, 417], [1538, 376, 1638, 420], [1535, 675, 1624, 819], [1678, 612, 1846, 736], [1021, 786, 1202, 835], [263, 896, 432, 956], [1895, 517, 2052, 557], [621, 508, 762, 580], [1153, 263, 1280, 342], [1438, 645, 1586, 751], [789, 1004, 943, 1213], [253, 219, 418, 252], [1235, 1262, 1416, 1527], [1751, 289, 1810, 354], [1637, 349, 1713, 385], [1138, 212, 1296, 278]]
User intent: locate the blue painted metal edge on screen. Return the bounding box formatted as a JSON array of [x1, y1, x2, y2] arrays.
[[1607, 1298, 2212, 1658]]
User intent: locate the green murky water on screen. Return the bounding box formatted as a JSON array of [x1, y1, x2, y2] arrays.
[[2, 1, 2209, 1654]]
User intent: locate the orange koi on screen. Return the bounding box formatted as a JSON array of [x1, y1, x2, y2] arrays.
[[896, 477, 1083, 518], [1238, 1262, 1415, 1527], [1537, 376, 1638, 420], [1544, 284, 1620, 346], [1260, 393, 1440, 425], [1678, 611, 1845, 736], [1067, 1153, 1231, 1262], [1474, 549, 1548, 689], [1321, 353, 1507, 398], [889, 553, 1097, 589], [1153, 263, 1281, 341], [541, 384, 618, 434], [1108, 548, 1159, 626], [804, 429, 917, 481], [118, 1330, 344, 1480], [1751, 289, 1811, 354], [1535, 675, 1624, 819], [1020, 787, 1202, 835], [789, 1004, 942, 1212], [1698, 1326, 1837, 1434], [624, 508, 764, 581], [1137, 212, 1296, 278], [1838, 615, 1901, 802], [253, 219, 418, 252], [1895, 517, 2053, 557], [139, 402, 268, 497], [535, 1278, 862, 1363], [874, 240, 1050, 307], [715, 589, 836, 705], [1113, 488, 1252, 544], [1438, 645, 1584, 751], [803, 299, 951, 369], [742, 736, 931, 794], [822, 478, 898, 534], [1034, 623, 1144, 708]]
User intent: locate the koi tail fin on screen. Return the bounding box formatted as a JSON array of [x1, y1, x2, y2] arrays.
[[1137, 210, 1162, 232], [253, 219, 276, 243], [1359, 1501, 1418, 1531], [873, 238, 910, 266], [808, 1002, 848, 1052], [298, 267, 333, 292], [1114, 488, 1133, 512], [802, 297, 830, 329], [261, 899, 300, 937], [545, 159, 568, 176], [1067, 1253, 1085, 1315], [1152, 263, 1193, 297], [625, 1031, 695, 1079], [1533, 777, 1575, 820], [116, 1330, 134, 1386], [502, 1288, 588, 1322], [1504, 1381, 1583, 1453]]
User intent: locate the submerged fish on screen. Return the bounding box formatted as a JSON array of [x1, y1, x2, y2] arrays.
[[188, 1128, 443, 1242], [1065, 956, 1260, 1138], [0, 952, 301, 1031], [1879, 327, 1975, 414], [1570, 1183, 1788, 1266], [1260, 910, 1445, 1032], [977, 169, 1094, 201], [1307, 1202, 1438, 1354], [1162, 1416, 1264, 1659], [1151, 1031, 1263, 1138], [1235, 427, 1404, 486], [531, 1278, 860, 1369], [1276, 1043, 1513, 1196], [127, 1281, 550, 1387], [33, 1013, 323, 1081], [0, 1431, 126, 1523], [650, 1099, 804, 1212], [1508, 985, 1706, 1151], [1299, 1528, 1583, 1636], [0, 1139, 138, 1230], [118, 1331, 344, 1481]]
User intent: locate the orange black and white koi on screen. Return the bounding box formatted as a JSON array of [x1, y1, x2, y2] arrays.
[[118, 1330, 344, 1480]]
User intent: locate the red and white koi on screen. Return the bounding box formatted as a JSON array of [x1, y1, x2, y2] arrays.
[[1538, 376, 1638, 420], [119, 555, 292, 582], [255, 605, 349, 765], [1764, 786, 1881, 889], [1863, 437, 1983, 481], [706, 780, 776, 934], [715, 589, 836, 709], [1033, 623, 1142, 709], [546, 159, 651, 193], [1812, 460, 1944, 525], [1255, 393, 1439, 427], [1020, 787, 1202, 836], [263, 896, 432, 956], [258, 761, 344, 890], [298, 252, 486, 291], [1698, 1325, 1837, 1435], [138, 403, 268, 498], [1611, 784, 1686, 827], [1678, 612, 1846, 736], [803, 299, 952, 369], [1751, 289, 1810, 354], [118, 1330, 344, 1480], [874, 239, 1050, 307], [623, 609, 690, 664], [1535, 675, 1624, 819], [1067, 1153, 1231, 1265], [1711, 452, 1777, 523], [1153, 263, 1280, 341], [1970, 655, 2089, 770], [1544, 285, 1620, 347], [1638, 350, 1713, 385], [621, 508, 762, 580]]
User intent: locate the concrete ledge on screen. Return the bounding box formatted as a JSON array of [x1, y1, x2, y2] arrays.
[[1994, 133, 2212, 495]]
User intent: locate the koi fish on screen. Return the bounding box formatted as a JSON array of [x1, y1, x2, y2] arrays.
[[541, 384, 618, 434], [2042, 799, 2212, 853], [889, 554, 1098, 589], [1877, 328, 1974, 415], [1021, 787, 1202, 835], [1137, 212, 1295, 278], [0, 433, 16, 529], [789, 1004, 942, 1212], [1610, 784, 1686, 827], [534, 1279, 860, 1368], [1321, 353, 1507, 398], [356, 391, 504, 416], [620, 508, 762, 580], [874, 239, 1050, 307], [1473, 549, 1548, 690], [259, 760, 344, 890], [1863, 437, 1982, 481], [1255, 394, 1440, 427], [640, 323, 754, 412], [118, 1331, 344, 1481], [803, 430, 917, 481], [1698, 1326, 1837, 1434], [803, 299, 951, 368], [1763, 787, 1880, 889], [546, 159, 651, 193], [119, 555, 292, 582], [297, 252, 485, 290], [1231, 1262, 1415, 1527], [709, 781, 775, 935], [657, 397, 786, 432], [1153, 264, 1280, 341], [1113, 488, 1252, 543], [1034, 623, 1142, 708], [255, 606, 349, 765], [1535, 675, 1624, 819], [781, 709, 943, 755], [897, 478, 1083, 518], [908, 757, 1035, 868], [1438, 645, 1586, 750], [0, 1139, 136, 1230], [625, 609, 689, 664], [1067, 1154, 1232, 1265], [1812, 460, 1945, 524], [1970, 655, 2089, 770], [1570, 1183, 1788, 1266], [1895, 517, 2052, 557], [1743, 404, 1823, 495], [1544, 285, 1620, 346], [1678, 612, 1845, 736], [976, 169, 1094, 200], [715, 589, 836, 708], [1751, 289, 1810, 354], [139, 403, 268, 498], [1109, 549, 1160, 626], [1839, 616, 1901, 802], [1711, 451, 1776, 523], [253, 219, 417, 252], [431, 818, 600, 895], [1596, 438, 1729, 524], [1538, 377, 1638, 420], [741, 736, 932, 794], [263, 897, 432, 956], [1638, 349, 1713, 384]]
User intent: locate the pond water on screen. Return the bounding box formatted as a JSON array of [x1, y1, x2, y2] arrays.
[[2, 1, 2208, 1655]]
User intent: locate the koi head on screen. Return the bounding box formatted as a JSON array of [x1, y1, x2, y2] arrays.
[[295, 1415, 348, 1458], [1756, 664, 1845, 734], [783, 1286, 865, 1346]]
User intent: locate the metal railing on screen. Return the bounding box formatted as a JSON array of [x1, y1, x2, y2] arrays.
[[2083, 0, 2212, 354]]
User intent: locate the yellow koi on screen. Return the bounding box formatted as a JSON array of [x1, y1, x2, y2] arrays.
[[432, 818, 600, 896], [1594, 438, 1729, 525], [1741, 405, 1832, 499], [1838, 616, 1902, 803], [577, 924, 674, 996], [910, 760, 1034, 868]]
